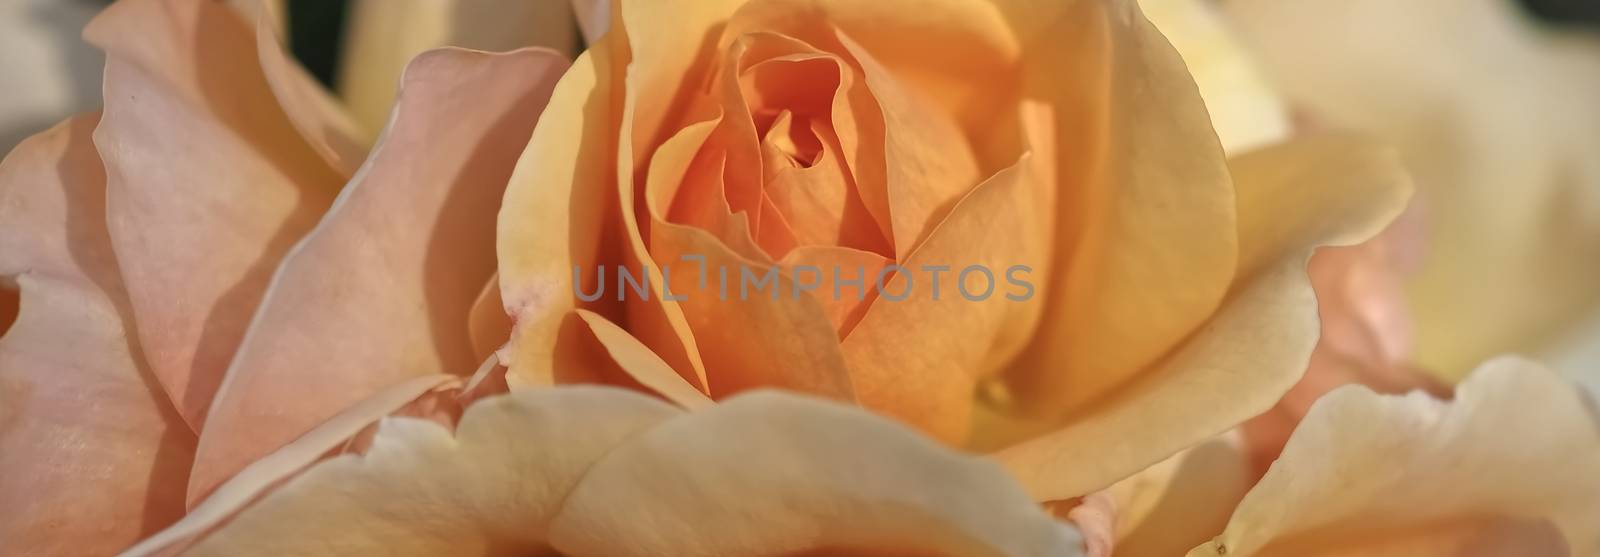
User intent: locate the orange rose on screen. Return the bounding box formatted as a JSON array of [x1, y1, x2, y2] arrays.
[[494, 0, 1411, 505]]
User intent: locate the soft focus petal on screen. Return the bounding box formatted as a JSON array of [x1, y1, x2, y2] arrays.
[[88, 0, 343, 429], [170, 387, 1083, 556], [994, 135, 1412, 500], [0, 115, 196, 555], [1190, 357, 1600, 556], [0, 0, 101, 154], [1223, 0, 1600, 378], [339, 0, 578, 133], [1135, 0, 1290, 154], [190, 47, 567, 504]]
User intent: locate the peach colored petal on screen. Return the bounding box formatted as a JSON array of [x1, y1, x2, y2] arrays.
[[496, 45, 623, 388], [993, 135, 1411, 501], [190, 47, 567, 505], [931, 0, 1235, 416], [339, 0, 579, 133], [250, 0, 369, 177], [1109, 435, 1253, 557], [87, 0, 343, 429], [1189, 357, 1600, 556], [611, 25, 852, 401], [841, 108, 1053, 441], [171, 388, 686, 556], [159, 386, 1085, 556], [0, 115, 196, 555], [1048, 491, 1116, 557], [575, 309, 714, 410], [776, 244, 889, 333], [119, 374, 463, 557], [548, 391, 1085, 556]]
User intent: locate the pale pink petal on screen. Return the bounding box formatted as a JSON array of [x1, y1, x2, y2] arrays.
[[87, 0, 343, 429], [189, 47, 568, 504], [0, 115, 196, 555]]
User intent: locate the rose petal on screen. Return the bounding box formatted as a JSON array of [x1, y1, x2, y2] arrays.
[[0, 115, 196, 555], [1189, 357, 1600, 556], [250, 0, 369, 176], [1223, 0, 1600, 377], [840, 102, 1054, 442], [88, 0, 343, 429], [545, 390, 1086, 556], [190, 47, 567, 504], [575, 309, 714, 410], [119, 375, 460, 557], [1136, 0, 1291, 153], [159, 386, 670, 556], [339, 0, 579, 132], [994, 135, 1412, 501], [999, 0, 1239, 415], [468, 273, 511, 363], [1109, 435, 1253, 557]]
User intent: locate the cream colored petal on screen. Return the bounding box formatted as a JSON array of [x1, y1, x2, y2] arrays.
[[178, 387, 681, 556], [0, 115, 196, 555], [994, 135, 1411, 501], [190, 47, 567, 505], [1136, 0, 1290, 154], [1190, 357, 1600, 557], [87, 0, 343, 430], [1223, 0, 1600, 378], [546, 390, 1085, 557], [340, 0, 578, 134]]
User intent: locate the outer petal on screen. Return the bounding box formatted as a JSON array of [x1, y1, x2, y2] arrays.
[[339, 0, 579, 133], [189, 48, 567, 504], [1189, 357, 1600, 556], [166, 387, 1083, 556], [179, 388, 680, 556], [87, 0, 343, 429], [994, 135, 1412, 500], [1135, 0, 1290, 154], [999, 0, 1238, 414], [1224, 0, 1600, 378], [0, 115, 196, 555], [549, 391, 1084, 556]]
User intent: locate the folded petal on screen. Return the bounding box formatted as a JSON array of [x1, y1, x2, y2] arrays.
[[994, 135, 1412, 501], [190, 47, 567, 504], [1190, 357, 1600, 556], [88, 0, 344, 429], [549, 391, 1084, 556], [249, 0, 369, 176], [0, 115, 196, 555], [165, 385, 1083, 556]]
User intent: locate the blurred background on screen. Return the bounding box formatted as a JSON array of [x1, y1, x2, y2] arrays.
[[2, 0, 1598, 391]]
